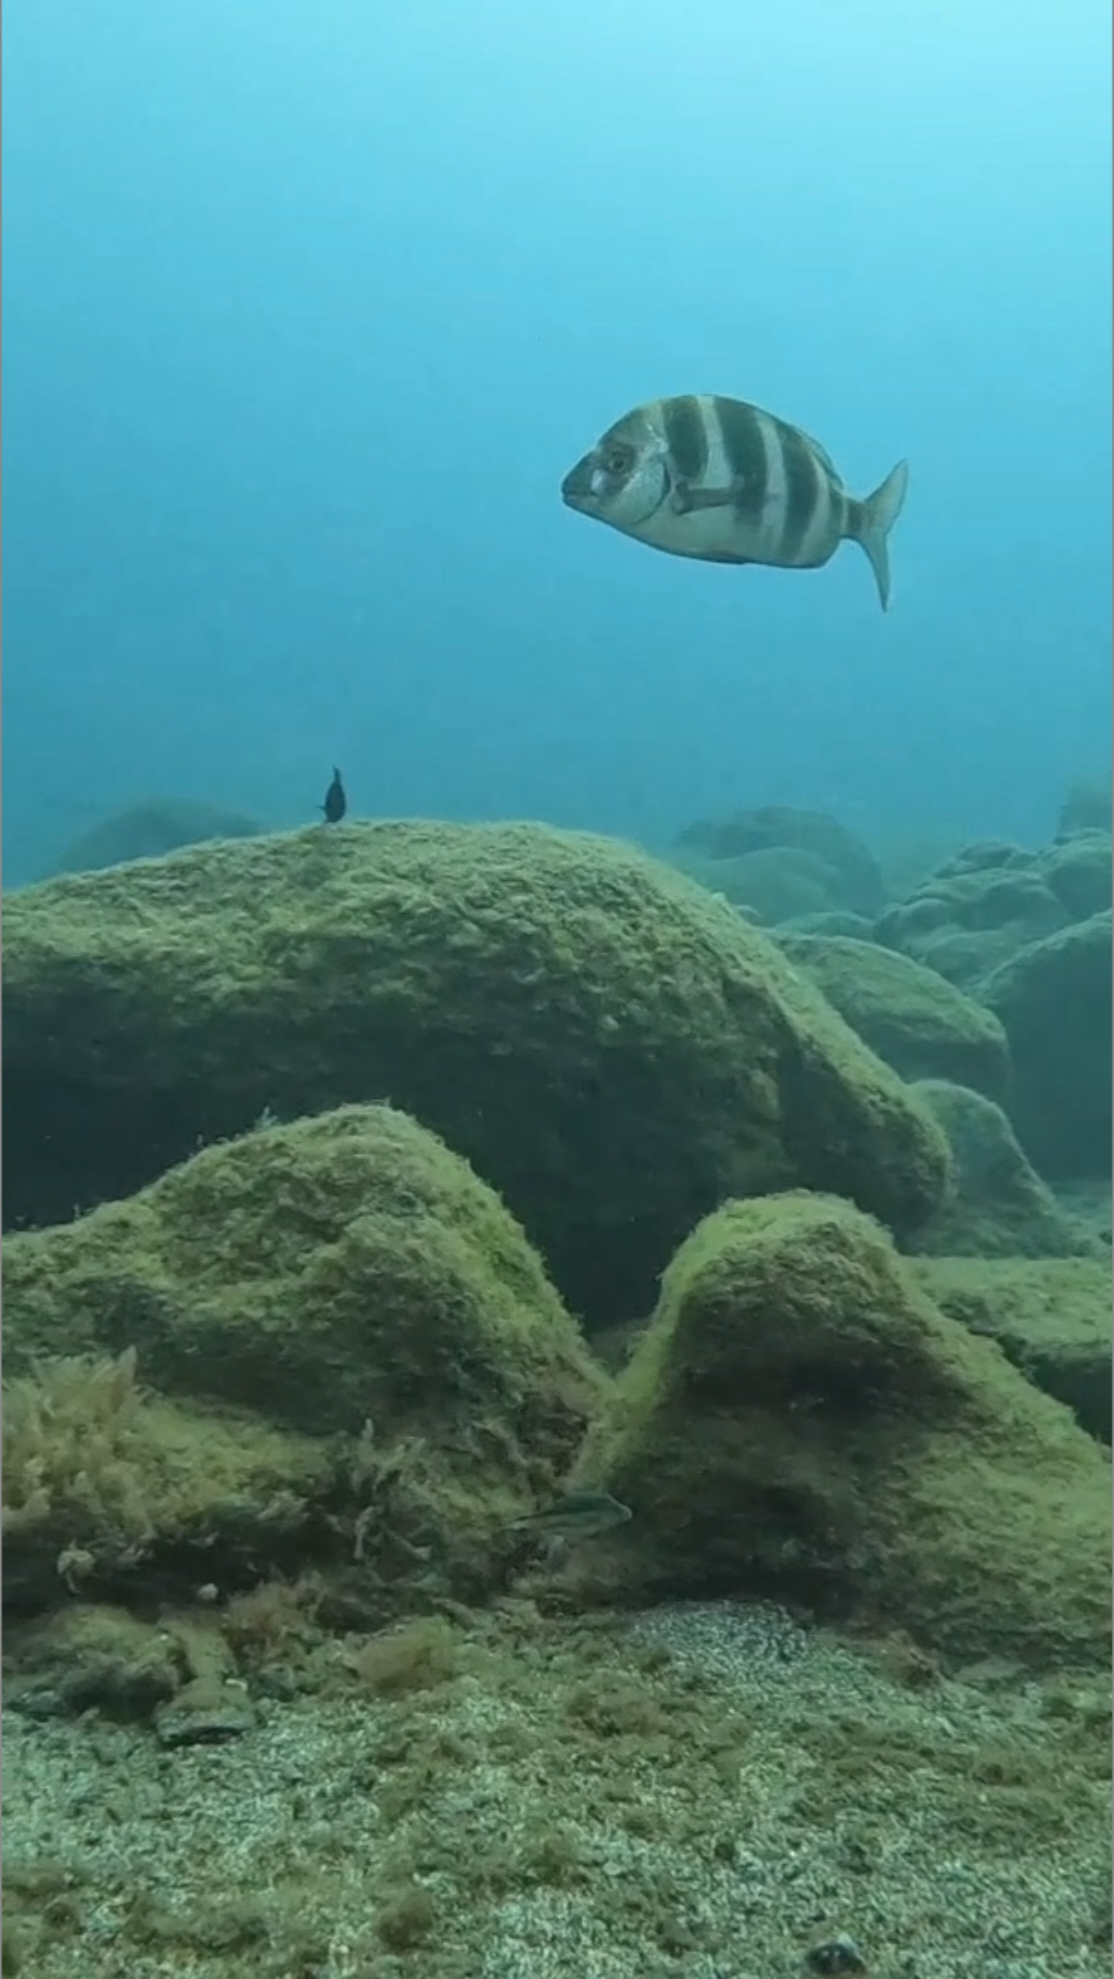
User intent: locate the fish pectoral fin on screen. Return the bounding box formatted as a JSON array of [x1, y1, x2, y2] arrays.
[[669, 475, 748, 516]]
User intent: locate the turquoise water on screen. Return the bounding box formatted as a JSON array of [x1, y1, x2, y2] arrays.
[[3, 0, 1111, 881]]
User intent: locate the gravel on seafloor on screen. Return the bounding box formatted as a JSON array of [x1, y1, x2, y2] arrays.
[[3, 1598, 1111, 1979]]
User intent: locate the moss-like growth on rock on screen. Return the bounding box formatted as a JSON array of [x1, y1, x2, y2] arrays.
[[347, 1615, 459, 1696], [910, 1256, 1113, 1445], [675, 805, 886, 917], [3, 1106, 610, 1615], [4, 1603, 186, 1722], [1042, 829, 1113, 919], [874, 835, 1112, 996], [575, 1193, 1111, 1667], [3, 1103, 604, 1441], [777, 934, 1011, 1100], [3, 1603, 251, 1738], [2, 1349, 336, 1611], [909, 1079, 1101, 1259], [983, 910, 1113, 1179], [3, 822, 949, 1326], [670, 845, 851, 926]]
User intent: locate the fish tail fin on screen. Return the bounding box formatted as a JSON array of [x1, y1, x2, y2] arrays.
[[852, 459, 909, 611]]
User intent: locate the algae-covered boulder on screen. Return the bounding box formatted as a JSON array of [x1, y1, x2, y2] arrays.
[[675, 805, 886, 918], [874, 837, 1111, 993], [909, 1080, 1100, 1259], [874, 842, 1061, 989], [777, 935, 1011, 1101], [2, 1348, 338, 1613], [2, 1104, 604, 1448], [670, 845, 848, 926], [3, 822, 949, 1327], [983, 911, 1113, 1179], [50, 796, 264, 876], [1041, 830, 1113, 922], [910, 1256, 1113, 1445], [575, 1193, 1111, 1667], [3, 1105, 612, 1615]]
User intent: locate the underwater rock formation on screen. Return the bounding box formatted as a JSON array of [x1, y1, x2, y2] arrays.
[[874, 834, 1112, 992], [983, 910, 1113, 1180], [670, 844, 852, 926], [49, 797, 264, 876], [573, 1192, 1111, 1667], [910, 1255, 1113, 1446], [873, 835, 1112, 1185], [2, 1105, 609, 1614], [1039, 829, 1114, 920], [908, 1079, 1102, 1260], [3, 1103, 604, 1441], [2, 1347, 338, 1614], [3, 821, 949, 1328], [675, 805, 886, 919], [776, 934, 1011, 1101]]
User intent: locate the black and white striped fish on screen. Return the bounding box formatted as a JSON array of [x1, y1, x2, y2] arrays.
[[561, 394, 909, 611]]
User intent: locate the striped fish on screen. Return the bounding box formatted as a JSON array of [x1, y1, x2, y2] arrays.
[[561, 394, 909, 611]]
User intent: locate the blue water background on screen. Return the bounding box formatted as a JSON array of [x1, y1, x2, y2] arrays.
[[4, 0, 1111, 883]]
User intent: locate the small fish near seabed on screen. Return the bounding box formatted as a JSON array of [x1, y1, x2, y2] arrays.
[[320, 767, 347, 823], [510, 1490, 633, 1548], [561, 394, 909, 610]]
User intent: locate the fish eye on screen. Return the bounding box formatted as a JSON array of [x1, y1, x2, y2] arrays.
[[602, 445, 632, 476]]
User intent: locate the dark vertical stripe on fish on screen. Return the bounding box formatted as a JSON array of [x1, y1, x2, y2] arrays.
[[662, 395, 710, 485], [712, 397, 770, 522], [778, 422, 823, 564]]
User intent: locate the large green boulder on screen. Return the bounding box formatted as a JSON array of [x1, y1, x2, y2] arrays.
[[675, 805, 886, 917], [574, 1193, 1111, 1667], [670, 845, 848, 926], [1041, 831, 1114, 921], [3, 823, 949, 1327], [3, 1103, 604, 1442], [911, 1255, 1113, 1445], [777, 934, 1011, 1100], [983, 911, 1112, 1178], [909, 1079, 1101, 1259], [3, 1105, 610, 1614], [875, 836, 1111, 993]]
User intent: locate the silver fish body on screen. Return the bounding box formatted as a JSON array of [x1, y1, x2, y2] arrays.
[[561, 393, 908, 610]]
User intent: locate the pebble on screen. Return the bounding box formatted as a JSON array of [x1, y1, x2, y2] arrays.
[[806, 1934, 866, 1975], [154, 1677, 256, 1747]]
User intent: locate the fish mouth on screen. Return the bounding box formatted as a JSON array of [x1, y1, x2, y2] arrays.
[[560, 454, 598, 511]]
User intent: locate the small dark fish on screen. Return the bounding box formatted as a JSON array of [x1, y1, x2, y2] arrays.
[[321, 768, 346, 823], [510, 1489, 632, 1544]]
